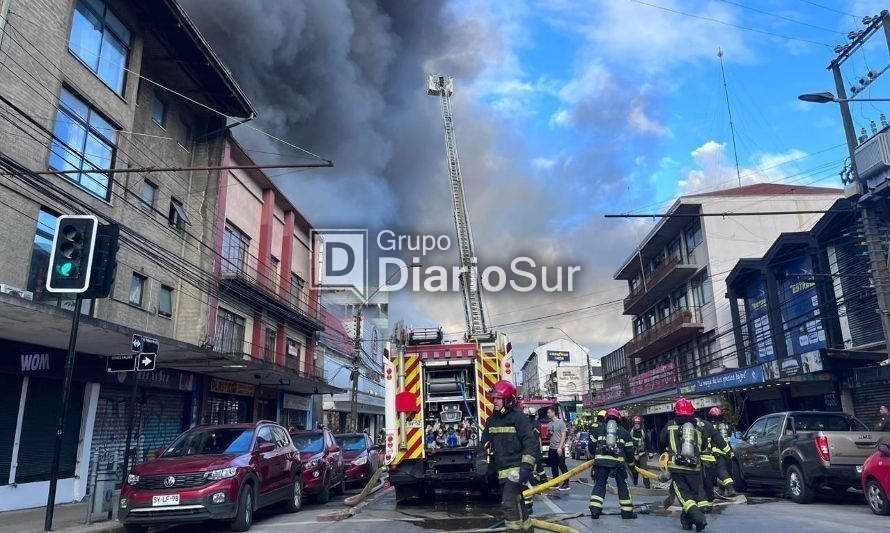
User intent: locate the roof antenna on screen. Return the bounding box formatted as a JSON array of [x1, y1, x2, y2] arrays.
[[718, 47, 743, 188]]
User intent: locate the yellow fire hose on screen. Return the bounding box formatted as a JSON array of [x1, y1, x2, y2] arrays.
[[528, 518, 578, 533], [344, 466, 387, 507], [522, 459, 594, 498]]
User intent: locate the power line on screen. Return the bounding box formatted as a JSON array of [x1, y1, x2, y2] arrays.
[[718, 0, 847, 35]]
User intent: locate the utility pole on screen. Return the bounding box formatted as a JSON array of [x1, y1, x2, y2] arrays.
[[349, 310, 362, 432], [826, 11, 890, 364]]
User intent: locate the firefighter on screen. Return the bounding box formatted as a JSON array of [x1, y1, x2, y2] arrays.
[[528, 413, 549, 485], [705, 407, 736, 498], [660, 398, 708, 531], [588, 408, 637, 520], [630, 416, 650, 488], [480, 380, 539, 533]]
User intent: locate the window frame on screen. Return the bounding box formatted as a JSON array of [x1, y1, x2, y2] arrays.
[[67, 0, 132, 95], [215, 308, 246, 355], [152, 93, 167, 129], [168, 198, 188, 230], [222, 223, 250, 274], [158, 284, 173, 318], [50, 87, 117, 200], [264, 327, 277, 363], [141, 179, 157, 211], [129, 272, 146, 306]]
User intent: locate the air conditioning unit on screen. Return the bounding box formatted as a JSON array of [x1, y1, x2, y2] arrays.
[[0, 284, 33, 301]]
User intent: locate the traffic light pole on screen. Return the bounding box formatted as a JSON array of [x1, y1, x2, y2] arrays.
[[44, 293, 83, 531]]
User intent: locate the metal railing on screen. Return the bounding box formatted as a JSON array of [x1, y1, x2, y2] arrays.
[[625, 306, 702, 355], [624, 256, 693, 310]]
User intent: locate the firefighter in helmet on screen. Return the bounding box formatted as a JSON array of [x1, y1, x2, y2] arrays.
[[588, 408, 637, 520], [480, 380, 539, 532], [705, 407, 736, 498], [590, 410, 606, 437], [630, 415, 650, 488], [660, 398, 710, 531]]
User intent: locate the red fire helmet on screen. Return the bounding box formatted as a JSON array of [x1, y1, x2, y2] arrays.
[[487, 380, 517, 405], [674, 398, 695, 417], [708, 407, 723, 419], [605, 408, 622, 422], [632, 415, 642, 424]]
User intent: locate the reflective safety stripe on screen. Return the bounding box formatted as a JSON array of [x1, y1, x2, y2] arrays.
[[522, 519, 533, 530], [701, 454, 716, 462], [619, 498, 633, 510], [490, 427, 517, 434], [505, 519, 522, 530], [498, 467, 520, 479], [521, 454, 536, 465], [589, 501, 604, 509], [620, 505, 634, 511], [673, 482, 696, 512], [719, 477, 734, 487], [589, 494, 604, 503], [595, 455, 625, 462], [697, 501, 713, 508]]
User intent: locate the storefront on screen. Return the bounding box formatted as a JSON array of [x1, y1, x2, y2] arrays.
[[0, 339, 104, 511], [204, 378, 255, 424], [281, 393, 312, 430]]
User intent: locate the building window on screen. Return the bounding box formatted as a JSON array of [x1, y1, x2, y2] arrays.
[[50, 88, 116, 199], [269, 256, 280, 288], [264, 328, 277, 363], [168, 198, 189, 230], [129, 273, 146, 306], [685, 219, 703, 256], [691, 271, 713, 306], [141, 180, 157, 210], [152, 93, 167, 128], [290, 274, 305, 308], [286, 337, 304, 371], [68, 0, 131, 94], [179, 119, 192, 150], [26, 208, 92, 313], [222, 223, 250, 274], [215, 308, 246, 355], [158, 285, 173, 317]]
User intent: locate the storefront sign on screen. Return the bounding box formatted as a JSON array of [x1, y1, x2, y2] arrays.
[[282, 393, 310, 411], [0, 339, 104, 381], [547, 350, 570, 362], [761, 350, 825, 380], [595, 384, 626, 404], [629, 362, 676, 395], [210, 378, 255, 397], [643, 395, 723, 415], [679, 366, 764, 395], [779, 256, 826, 359], [557, 366, 585, 394], [744, 277, 774, 363]]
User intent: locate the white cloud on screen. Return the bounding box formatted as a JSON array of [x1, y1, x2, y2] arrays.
[[628, 99, 670, 136], [677, 141, 809, 194]]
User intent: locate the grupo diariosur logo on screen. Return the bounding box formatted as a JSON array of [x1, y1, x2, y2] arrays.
[[313, 229, 580, 296]]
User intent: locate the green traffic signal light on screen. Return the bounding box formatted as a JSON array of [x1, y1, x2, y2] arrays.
[[56, 261, 76, 277]]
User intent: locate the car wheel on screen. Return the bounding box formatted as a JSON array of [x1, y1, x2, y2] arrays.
[[334, 476, 346, 495], [866, 479, 890, 516], [285, 476, 303, 513], [316, 476, 331, 504], [731, 459, 747, 492], [786, 464, 814, 504], [229, 484, 254, 532]]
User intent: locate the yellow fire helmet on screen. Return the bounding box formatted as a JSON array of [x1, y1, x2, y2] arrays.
[[597, 410, 607, 418]]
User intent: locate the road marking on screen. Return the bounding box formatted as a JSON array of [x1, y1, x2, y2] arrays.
[[540, 492, 564, 514]]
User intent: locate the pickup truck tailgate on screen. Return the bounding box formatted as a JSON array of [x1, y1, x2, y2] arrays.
[[824, 431, 890, 465]]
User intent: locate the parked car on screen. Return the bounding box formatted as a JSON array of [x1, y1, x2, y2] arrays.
[[862, 442, 890, 515], [291, 428, 345, 503], [731, 411, 890, 503], [571, 431, 589, 460], [120, 421, 303, 533], [335, 433, 381, 486]]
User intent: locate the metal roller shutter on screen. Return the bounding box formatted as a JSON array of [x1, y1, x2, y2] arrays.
[[89, 386, 131, 486], [853, 380, 890, 430], [835, 239, 883, 347], [0, 375, 23, 485], [16, 378, 85, 483], [139, 389, 186, 460]]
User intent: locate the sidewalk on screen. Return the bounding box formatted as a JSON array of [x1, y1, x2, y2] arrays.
[[0, 502, 123, 533]]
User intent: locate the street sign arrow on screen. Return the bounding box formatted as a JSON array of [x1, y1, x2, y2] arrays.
[[107, 354, 137, 373], [136, 352, 156, 371], [131, 334, 143, 353]]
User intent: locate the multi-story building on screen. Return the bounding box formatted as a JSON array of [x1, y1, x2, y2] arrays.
[[319, 289, 388, 434], [520, 338, 591, 404], [606, 184, 841, 416], [0, 0, 334, 511]]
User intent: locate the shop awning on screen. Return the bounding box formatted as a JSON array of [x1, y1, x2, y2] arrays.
[[0, 293, 343, 395], [323, 400, 385, 415]]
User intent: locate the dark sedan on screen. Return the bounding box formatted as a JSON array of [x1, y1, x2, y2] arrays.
[[335, 433, 381, 487]]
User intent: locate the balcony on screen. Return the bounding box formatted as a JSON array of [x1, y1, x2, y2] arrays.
[[219, 253, 324, 332], [623, 256, 699, 315], [624, 307, 704, 360]]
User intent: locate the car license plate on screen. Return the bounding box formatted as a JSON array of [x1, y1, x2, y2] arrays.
[[152, 494, 180, 507], [856, 465, 863, 474]]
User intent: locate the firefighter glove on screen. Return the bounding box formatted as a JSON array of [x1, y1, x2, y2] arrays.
[[518, 465, 533, 485]]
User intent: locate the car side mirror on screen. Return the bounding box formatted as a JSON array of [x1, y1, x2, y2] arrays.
[[256, 441, 276, 454], [369, 444, 379, 451], [880, 442, 890, 457]]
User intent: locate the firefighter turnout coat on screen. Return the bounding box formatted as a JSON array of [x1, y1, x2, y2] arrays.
[[480, 405, 540, 479]]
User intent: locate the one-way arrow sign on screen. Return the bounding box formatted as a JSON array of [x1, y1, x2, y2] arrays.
[[137, 353, 156, 372], [132, 334, 143, 353]]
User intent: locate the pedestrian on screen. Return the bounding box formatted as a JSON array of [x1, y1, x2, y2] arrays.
[[546, 407, 571, 491], [877, 405, 890, 431], [588, 408, 637, 520], [661, 398, 709, 531], [480, 380, 538, 533], [630, 416, 650, 488], [527, 414, 549, 485], [649, 426, 660, 455]]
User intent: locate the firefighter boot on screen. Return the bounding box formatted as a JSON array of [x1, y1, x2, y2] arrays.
[[723, 483, 737, 498], [680, 512, 693, 531], [590, 509, 600, 520], [693, 516, 708, 532], [621, 510, 638, 519]]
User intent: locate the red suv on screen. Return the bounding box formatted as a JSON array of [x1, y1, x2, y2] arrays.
[[120, 421, 303, 532], [335, 433, 381, 487], [290, 428, 345, 503]]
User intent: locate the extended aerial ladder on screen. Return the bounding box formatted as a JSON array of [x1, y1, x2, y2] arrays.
[[426, 74, 491, 340]]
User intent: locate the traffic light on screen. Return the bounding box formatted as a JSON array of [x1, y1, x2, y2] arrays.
[[83, 223, 120, 299], [46, 215, 98, 293]]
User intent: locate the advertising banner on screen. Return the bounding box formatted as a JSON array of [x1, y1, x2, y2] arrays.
[[547, 350, 570, 362], [679, 366, 765, 395], [628, 362, 677, 395], [557, 366, 585, 395], [779, 255, 826, 357], [744, 277, 774, 363], [595, 384, 626, 404]]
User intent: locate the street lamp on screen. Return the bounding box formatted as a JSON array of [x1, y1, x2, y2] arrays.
[[546, 326, 592, 402], [798, 92, 890, 103]]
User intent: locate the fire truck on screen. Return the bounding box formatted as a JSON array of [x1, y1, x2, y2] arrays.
[[380, 74, 515, 501], [518, 398, 566, 462]]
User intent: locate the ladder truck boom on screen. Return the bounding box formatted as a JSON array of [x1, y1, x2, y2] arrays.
[[427, 74, 489, 339]]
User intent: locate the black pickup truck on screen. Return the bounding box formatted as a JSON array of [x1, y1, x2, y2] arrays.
[[731, 411, 890, 503]]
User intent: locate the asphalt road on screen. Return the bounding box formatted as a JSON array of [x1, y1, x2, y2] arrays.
[[154, 458, 890, 532]]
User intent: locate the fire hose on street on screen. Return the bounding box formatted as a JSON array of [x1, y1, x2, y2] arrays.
[[344, 466, 388, 507]]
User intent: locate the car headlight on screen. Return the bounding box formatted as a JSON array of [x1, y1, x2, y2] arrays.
[[203, 467, 239, 481], [352, 455, 368, 466], [127, 474, 139, 486], [306, 458, 323, 469]]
